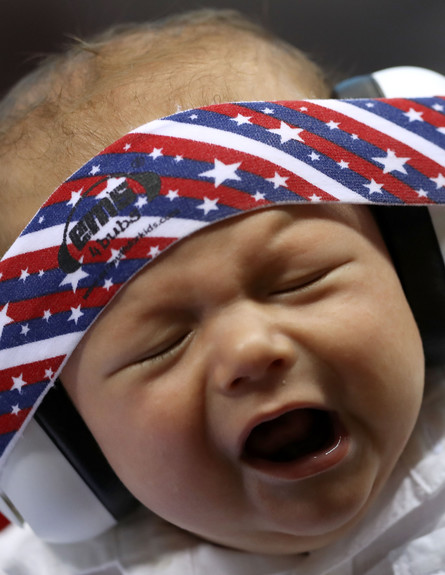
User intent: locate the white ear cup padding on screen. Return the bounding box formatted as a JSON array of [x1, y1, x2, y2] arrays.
[[0, 419, 116, 542], [372, 66, 445, 97]]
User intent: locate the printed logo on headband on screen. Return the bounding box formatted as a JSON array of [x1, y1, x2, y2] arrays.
[[0, 96, 444, 467], [58, 172, 161, 274]]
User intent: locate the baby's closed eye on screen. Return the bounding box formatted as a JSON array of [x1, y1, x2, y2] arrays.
[[269, 268, 332, 296], [138, 331, 193, 365]]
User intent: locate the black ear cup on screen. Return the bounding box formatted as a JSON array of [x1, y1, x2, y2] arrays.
[[0, 381, 140, 543], [335, 65, 445, 366], [333, 74, 384, 98], [372, 207, 445, 366], [34, 382, 140, 520]]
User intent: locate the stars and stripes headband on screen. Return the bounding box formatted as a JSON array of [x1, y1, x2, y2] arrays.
[[0, 96, 444, 468]]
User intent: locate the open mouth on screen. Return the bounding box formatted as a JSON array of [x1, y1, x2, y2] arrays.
[[241, 408, 346, 477]]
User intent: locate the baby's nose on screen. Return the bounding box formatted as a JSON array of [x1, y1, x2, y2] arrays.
[[206, 303, 296, 394]]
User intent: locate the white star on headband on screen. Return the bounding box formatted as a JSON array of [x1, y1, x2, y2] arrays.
[[198, 197, 219, 215], [11, 373, 26, 393], [231, 114, 252, 126], [253, 191, 265, 201], [68, 305, 84, 325], [404, 108, 424, 122], [45, 368, 54, 380], [60, 265, 89, 293], [108, 248, 124, 267], [266, 172, 289, 189], [20, 269, 30, 281], [68, 189, 83, 207], [90, 165, 101, 175], [11, 405, 20, 416], [372, 149, 410, 174], [166, 189, 179, 200], [149, 148, 163, 160], [199, 159, 242, 188], [0, 303, 14, 340], [431, 173, 445, 188], [148, 245, 161, 258], [364, 179, 384, 195], [136, 196, 148, 209], [269, 121, 304, 144], [20, 324, 30, 336]]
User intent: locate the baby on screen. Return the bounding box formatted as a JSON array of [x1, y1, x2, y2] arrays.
[[61, 201, 424, 556], [0, 8, 444, 575]]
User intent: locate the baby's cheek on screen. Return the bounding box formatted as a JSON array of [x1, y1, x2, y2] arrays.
[[326, 282, 423, 417]]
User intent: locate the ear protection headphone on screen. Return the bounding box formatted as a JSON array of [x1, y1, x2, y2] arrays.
[[335, 67, 445, 366], [1, 65, 445, 544]]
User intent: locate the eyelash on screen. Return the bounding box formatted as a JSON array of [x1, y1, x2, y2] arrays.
[[270, 270, 329, 296], [141, 332, 191, 364]]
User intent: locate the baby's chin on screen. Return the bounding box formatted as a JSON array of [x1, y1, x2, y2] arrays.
[[197, 527, 351, 556], [187, 503, 374, 556], [187, 465, 392, 556]]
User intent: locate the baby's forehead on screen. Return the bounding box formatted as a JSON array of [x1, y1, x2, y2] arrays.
[[112, 204, 378, 301], [132, 203, 353, 260], [162, 203, 373, 248]]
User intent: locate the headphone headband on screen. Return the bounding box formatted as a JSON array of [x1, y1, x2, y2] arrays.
[[0, 96, 444, 470]]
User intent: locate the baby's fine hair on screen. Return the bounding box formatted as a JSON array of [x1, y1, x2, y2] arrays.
[[0, 8, 329, 254]]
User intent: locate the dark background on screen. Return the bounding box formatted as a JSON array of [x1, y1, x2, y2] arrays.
[[1, 0, 445, 98]]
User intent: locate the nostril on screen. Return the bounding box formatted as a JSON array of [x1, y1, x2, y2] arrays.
[[231, 377, 244, 387], [271, 358, 285, 369], [229, 359, 287, 389], [231, 362, 285, 387]]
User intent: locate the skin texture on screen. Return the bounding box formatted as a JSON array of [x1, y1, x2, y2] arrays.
[[62, 204, 425, 554]]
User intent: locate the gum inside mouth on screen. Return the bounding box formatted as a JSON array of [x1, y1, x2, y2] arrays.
[[242, 408, 337, 463]]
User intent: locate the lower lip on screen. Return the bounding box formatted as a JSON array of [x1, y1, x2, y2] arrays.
[[244, 423, 350, 481]]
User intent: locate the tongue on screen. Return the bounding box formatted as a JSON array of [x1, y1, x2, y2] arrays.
[[244, 409, 332, 463]]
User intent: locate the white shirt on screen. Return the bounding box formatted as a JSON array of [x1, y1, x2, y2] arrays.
[[1, 367, 445, 575]]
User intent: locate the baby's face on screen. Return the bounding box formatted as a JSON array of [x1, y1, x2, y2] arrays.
[[62, 205, 424, 554]]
